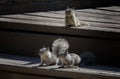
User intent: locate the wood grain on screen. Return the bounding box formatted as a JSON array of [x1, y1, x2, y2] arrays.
[[98, 6, 120, 12], [0, 53, 120, 79], [0, 6, 120, 67], [0, 6, 120, 30]]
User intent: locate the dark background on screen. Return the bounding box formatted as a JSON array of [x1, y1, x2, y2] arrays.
[[0, 0, 120, 14]]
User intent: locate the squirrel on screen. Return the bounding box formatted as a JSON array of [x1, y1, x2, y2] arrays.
[[52, 38, 69, 55], [38, 46, 59, 66], [52, 38, 96, 67], [65, 7, 90, 28], [52, 38, 81, 68], [58, 50, 81, 68]]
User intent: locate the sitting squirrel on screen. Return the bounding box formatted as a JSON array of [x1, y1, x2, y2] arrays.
[[52, 38, 81, 67], [38, 38, 96, 67], [65, 7, 90, 28], [58, 50, 81, 68], [38, 46, 59, 66], [52, 38, 96, 67]]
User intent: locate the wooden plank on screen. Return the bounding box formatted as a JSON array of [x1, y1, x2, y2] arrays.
[[0, 18, 120, 39], [98, 6, 120, 12], [0, 53, 120, 79], [0, 17, 64, 26], [27, 10, 120, 25], [1, 13, 120, 30], [51, 9, 120, 16], [0, 31, 120, 67], [26, 10, 120, 23], [0, 62, 120, 78], [0, 71, 57, 79], [76, 11, 120, 21], [88, 22, 120, 29], [1, 15, 120, 31], [49, 11, 120, 25], [1, 64, 119, 79], [78, 16, 120, 24], [26, 11, 120, 21], [1, 14, 64, 23], [25, 12, 120, 29], [0, 53, 40, 67], [25, 12, 64, 19], [0, 53, 120, 74]]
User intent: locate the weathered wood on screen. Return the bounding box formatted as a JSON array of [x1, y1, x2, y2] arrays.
[[0, 71, 57, 79], [50, 8, 120, 16], [0, 31, 120, 66], [1, 8, 120, 29], [98, 6, 120, 12], [0, 6, 120, 67], [0, 19, 120, 39], [0, 53, 120, 79], [1, 14, 64, 23], [50, 10, 120, 25], [1, 64, 119, 79], [26, 11, 120, 24]]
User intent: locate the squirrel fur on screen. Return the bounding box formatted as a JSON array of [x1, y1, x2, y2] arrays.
[[38, 47, 59, 66], [52, 38, 81, 67], [52, 38, 96, 67], [58, 50, 81, 67], [52, 38, 69, 55], [65, 8, 90, 27]]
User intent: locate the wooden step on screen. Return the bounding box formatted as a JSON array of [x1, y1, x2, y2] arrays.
[[0, 53, 120, 79], [0, 6, 120, 67]]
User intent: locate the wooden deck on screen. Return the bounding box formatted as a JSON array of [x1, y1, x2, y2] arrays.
[[0, 53, 120, 79], [0, 6, 120, 66], [0, 5, 120, 79], [0, 6, 120, 79], [0, 6, 120, 33]]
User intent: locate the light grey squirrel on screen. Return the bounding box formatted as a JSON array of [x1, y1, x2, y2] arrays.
[[52, 38, 96, 67], [65, 7, 90, 27], [38, 46, 59, 66], [57, 50, 81, 68], [52, 38, 81, 67]]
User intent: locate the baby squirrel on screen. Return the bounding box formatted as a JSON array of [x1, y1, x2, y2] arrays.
[[65, 7, 90, 28], [38, 46, 59, 66]]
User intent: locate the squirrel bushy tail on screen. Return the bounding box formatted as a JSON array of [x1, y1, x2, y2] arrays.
[[52, 38, 69, 55]]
